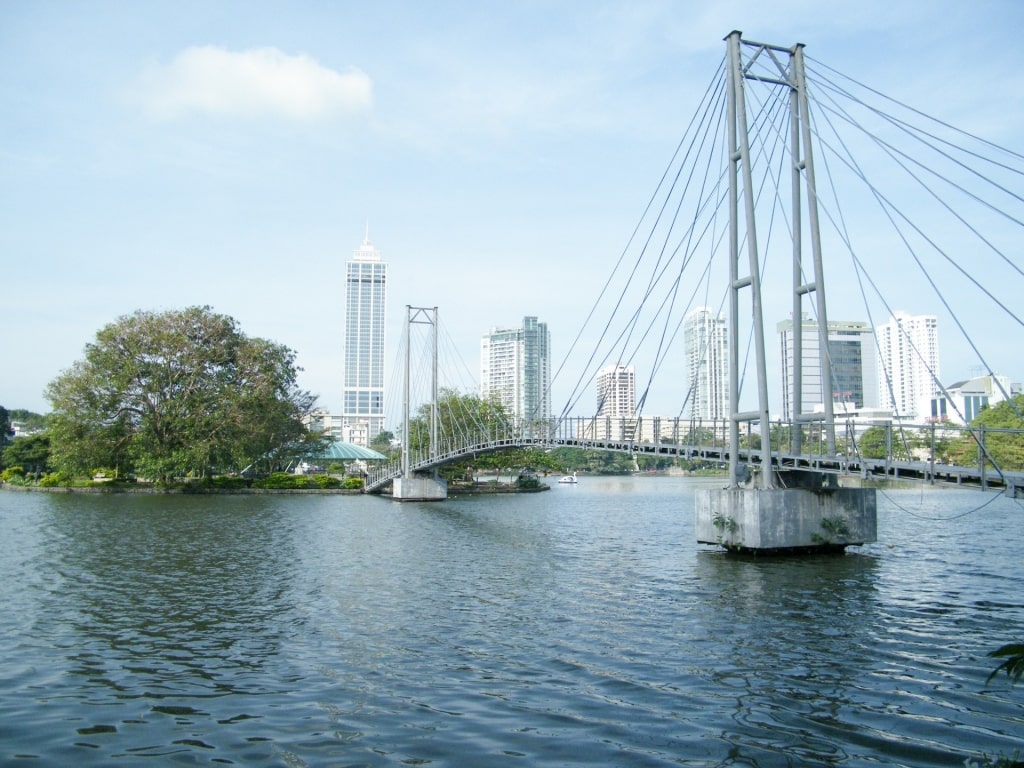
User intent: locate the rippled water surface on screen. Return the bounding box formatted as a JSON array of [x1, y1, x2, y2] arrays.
[[1, 477, 1022, 766]]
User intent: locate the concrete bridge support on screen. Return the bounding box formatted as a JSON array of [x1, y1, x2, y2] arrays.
[[392, 474, 448, 501], [696, 472, 876, 553]]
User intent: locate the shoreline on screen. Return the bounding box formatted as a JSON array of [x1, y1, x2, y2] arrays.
[[0, 483, 362, 495], [0, 481, 551, 496]]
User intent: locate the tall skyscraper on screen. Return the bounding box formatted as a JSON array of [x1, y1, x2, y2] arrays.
[[480, 316, 551, 423], [595, 364, 635, 417], [876, 311, 940, 420], [342, 230, 387, 445], [777, 317, 878, 421], [684, 307, 728, 421]]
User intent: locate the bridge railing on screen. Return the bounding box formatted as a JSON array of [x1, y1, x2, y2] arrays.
[[363, 415, 1024, 493]]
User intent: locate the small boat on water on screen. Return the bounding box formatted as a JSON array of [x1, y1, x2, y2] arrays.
[[558, 471, 578, 484]]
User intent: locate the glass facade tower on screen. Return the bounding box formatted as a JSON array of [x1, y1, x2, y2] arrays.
[[342, 232, 387, 445], [684, 307, 729, 421], [777, 317, 877, 421], [480, 316, 551, 424]]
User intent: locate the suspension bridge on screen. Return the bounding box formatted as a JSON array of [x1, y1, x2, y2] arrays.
[[364, 32, 1024, 550]]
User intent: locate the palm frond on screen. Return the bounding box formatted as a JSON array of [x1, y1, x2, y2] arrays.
[[987, 643, 1024, 685]]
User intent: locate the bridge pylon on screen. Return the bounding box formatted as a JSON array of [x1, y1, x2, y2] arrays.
[[392, 305, 448, 501], [695, 31, 876, 553]]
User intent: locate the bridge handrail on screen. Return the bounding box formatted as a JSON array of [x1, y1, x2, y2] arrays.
[[363, 417, 1024, 495]]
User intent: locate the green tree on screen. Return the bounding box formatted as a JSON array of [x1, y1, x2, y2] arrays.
[[856, 425, 888, 459], [548, 446, 635, 475], [683, 427, 716, 446], [45, 306, 316, 482], [406, 389, 510, 457], [964, 395, 1024, 472], [370, 429, 397, 457], [403, 390, 554, 483], [0, 406, 13, 448], [2, 433, 51, 474], [854, 424, 918, 460], [6, 409, 47, 433]]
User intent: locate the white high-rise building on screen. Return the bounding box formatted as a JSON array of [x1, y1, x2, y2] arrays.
[[342, 230, 387, 445], [480, 316, 551, 423], [876, 311, 940, 420], [777, 317, 878, 421], [684, 307, 728, 421], [595, 364, 636, 418]]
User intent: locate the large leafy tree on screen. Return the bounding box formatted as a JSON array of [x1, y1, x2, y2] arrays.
[[0, 406, 13, 447], [406, 389, 510, 457], [854, 424, 918, 460], [45, 306, 317, 481], [965, 395, 1024, 472], [5, 409, 47, 433], [2, 433, 51, 473], [403, 390, 567, 481]]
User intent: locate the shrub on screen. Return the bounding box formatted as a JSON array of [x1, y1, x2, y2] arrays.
[[314, 474, 343, 489], [1, 466, 26, 482], [207, 475, 249, 490], [341, 476, 365, 490], [255, 472, 314, 490], [39, 472, 72, 487]]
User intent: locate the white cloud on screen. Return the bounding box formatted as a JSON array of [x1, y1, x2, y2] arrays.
[[133, 46, 372, 120]]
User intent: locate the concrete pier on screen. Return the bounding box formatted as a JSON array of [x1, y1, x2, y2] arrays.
[[392, 474, 448, 501], [695, 472, 876, 553]]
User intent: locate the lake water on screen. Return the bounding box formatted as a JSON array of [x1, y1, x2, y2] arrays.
[[0, 477, 1021, 767]]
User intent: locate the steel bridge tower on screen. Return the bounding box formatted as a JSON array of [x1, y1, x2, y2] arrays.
[[696, 32, 877, 552], [392, 305, 448, 501]]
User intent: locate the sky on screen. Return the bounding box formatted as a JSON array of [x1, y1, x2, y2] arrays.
[[2, 0, 1022, 422]]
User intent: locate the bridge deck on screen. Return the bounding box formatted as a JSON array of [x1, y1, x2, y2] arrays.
[[365, 435, 1023, 497]]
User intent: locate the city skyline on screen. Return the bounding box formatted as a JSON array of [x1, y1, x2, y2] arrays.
[[2, 3, 1022, 418]]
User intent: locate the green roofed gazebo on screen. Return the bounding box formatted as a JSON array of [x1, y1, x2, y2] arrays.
[[305, 439, 387, 462]]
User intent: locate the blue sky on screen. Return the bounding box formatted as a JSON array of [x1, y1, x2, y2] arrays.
[[2, 1, 1022, 420]]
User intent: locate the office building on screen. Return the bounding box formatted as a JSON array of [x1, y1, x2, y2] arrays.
[[929, 373, 1018, 425], [778, 317, 877, 421], [480, 316, 551, 423], [684, 307, 729, 421], [342, 231, 387, 445], [876, 311, 940, 420], [595, 364, 636, 418]]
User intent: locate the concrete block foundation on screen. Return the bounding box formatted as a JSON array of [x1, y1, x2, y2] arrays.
[[696, 479, 876, 553], [392, 475, 448, 501]]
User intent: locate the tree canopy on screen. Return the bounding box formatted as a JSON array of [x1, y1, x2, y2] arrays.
[[2, 433, 51, 473], [404, 388, 509, 459], [960, 394, 1024, 472], [5, 409, 47, 433], [401, 389, 689, 480], [45, 306, 317, 481], [0, 407, 13, 447]]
